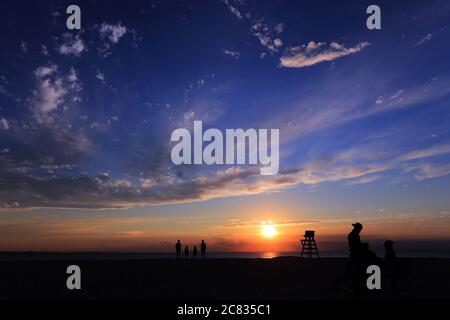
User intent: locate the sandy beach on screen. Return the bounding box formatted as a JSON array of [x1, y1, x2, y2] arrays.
[[0, 256, 449, 300]]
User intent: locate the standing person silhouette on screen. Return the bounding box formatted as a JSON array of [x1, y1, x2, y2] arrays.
[[175, 240, 182, 258], [193, 246, 198, 258], [184, 246, 189, 259], [384, 240, 398, 294], [348, 223, 363, 258], [200, 240, 207, 258], [348, 223, 363, 296], [384, 240, 396, 260]]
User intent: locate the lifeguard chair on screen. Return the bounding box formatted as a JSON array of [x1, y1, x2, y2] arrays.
[[300, 230, 320, 258]]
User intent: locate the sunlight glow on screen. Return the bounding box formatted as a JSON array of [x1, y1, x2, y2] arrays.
[[261, 225, 277, 238]]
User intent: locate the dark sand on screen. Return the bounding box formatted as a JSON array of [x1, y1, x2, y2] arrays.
[[0, 256, 449, 300]]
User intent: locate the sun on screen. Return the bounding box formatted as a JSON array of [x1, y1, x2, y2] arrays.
[[261, 225, 277, 238]]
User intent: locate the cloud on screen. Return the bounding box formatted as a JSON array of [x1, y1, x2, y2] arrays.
[[375, 95, 384, 104], [413, 32, 436, 47], [67, 67, 78, 82], [273, 38, 283, 47], [0, 84, 8, 95], [274, 23, 285, 34], [31, 74, 67, 123], [140, 178, 156, 189], [405, 163, 450, 180], [58, 34, 85, 56], [2, 135, 450, 210], [100, 23, 127, 43], [251, 20, 284, 53], [221, 219, 319, 228], [0, 157, 391, 210], [30, 64, 82, 124], [96, 70, 105, 81], [221, 0, 244, 20], [347, 175, 381, 185], [218, 2, 284, 55], [280, 41, 370, 68], [0, 118, 9, 130], [0, 76, 10, 90], [265, 76, 450, 142], [212, 236, 248, 250], [222, 49, 240, 59], [41, 44, 49, 56], [20, 41, 28, 53], [35, 64, 57, 78], [395, 144, 450, 162]]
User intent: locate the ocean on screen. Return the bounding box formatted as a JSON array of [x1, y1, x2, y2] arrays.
[[1, 250, 450, 261]]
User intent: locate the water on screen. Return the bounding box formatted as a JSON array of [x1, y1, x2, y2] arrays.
[[1, 250, 450, 261]]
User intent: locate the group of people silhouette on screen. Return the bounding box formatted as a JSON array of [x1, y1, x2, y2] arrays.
[[346, 222, 398, 295], [173, 224, 401, 295], [175, 240, 207, 259]]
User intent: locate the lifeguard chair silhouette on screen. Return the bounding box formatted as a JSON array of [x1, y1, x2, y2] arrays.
[[300, 230, 320, 258]]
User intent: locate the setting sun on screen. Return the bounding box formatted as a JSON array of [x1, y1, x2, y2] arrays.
[[261, 225, 277, 238]]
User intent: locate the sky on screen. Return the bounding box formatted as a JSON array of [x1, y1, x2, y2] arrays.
[[0, 0, 450, 252]]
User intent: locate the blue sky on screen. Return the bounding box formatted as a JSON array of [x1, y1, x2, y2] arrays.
[[0, 0, 449, 251]]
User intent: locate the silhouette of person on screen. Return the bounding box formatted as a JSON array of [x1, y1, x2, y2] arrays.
[[360, 242, 379, 266], [184, 246, 189, 259], [347, 223, 364, 296], [384, 240, 396, 260], [175, 240, 182, 258], [193, 246, 198, 258], [200, 240, 207, 258], [348, 223, 363, 259], [384, 240, 398, 293]]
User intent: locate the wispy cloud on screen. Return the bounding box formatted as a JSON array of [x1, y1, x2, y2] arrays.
[[31, 66, 67, 123], [396, 144, 450, 162], [221, 218, 319, 227], [251, 20, 284, 53], [347, 175, 382, 185], [58, 34, 85, 56], [96, 70, 105, 82], [221, 0, 244, 20], [20, 41, 28, 53], [41, 44, 49, 56], [405, 163, 450, 180], [1, 1, 449, 214], [100, 23, 128, 43], [266, 76, 450, 142], [413, 32, 436, 47], [219, 1, 284, 54], [29, 64, 82, 124], [274, 23, 285, 34], [0, 157, 392, 210], [280, 41, 370, 68], [223, 49, 240, 59], [0, 118, 9, 130]]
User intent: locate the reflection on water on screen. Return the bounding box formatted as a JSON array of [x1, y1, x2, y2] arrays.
[[260, 252, 279, 259]]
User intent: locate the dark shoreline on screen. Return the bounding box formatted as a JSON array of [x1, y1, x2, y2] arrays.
[[1, 257, 449, 300]]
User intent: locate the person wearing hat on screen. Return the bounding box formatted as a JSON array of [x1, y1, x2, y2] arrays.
[[348, 223, 363, 259], [347, 222, 364, 295], [335, 222, 365, 294]]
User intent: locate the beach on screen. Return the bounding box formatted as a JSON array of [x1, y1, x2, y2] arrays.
[[1, 256, 449, 300]]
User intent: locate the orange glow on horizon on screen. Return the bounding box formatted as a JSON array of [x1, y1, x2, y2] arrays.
[[1, 208, 449, 252]]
